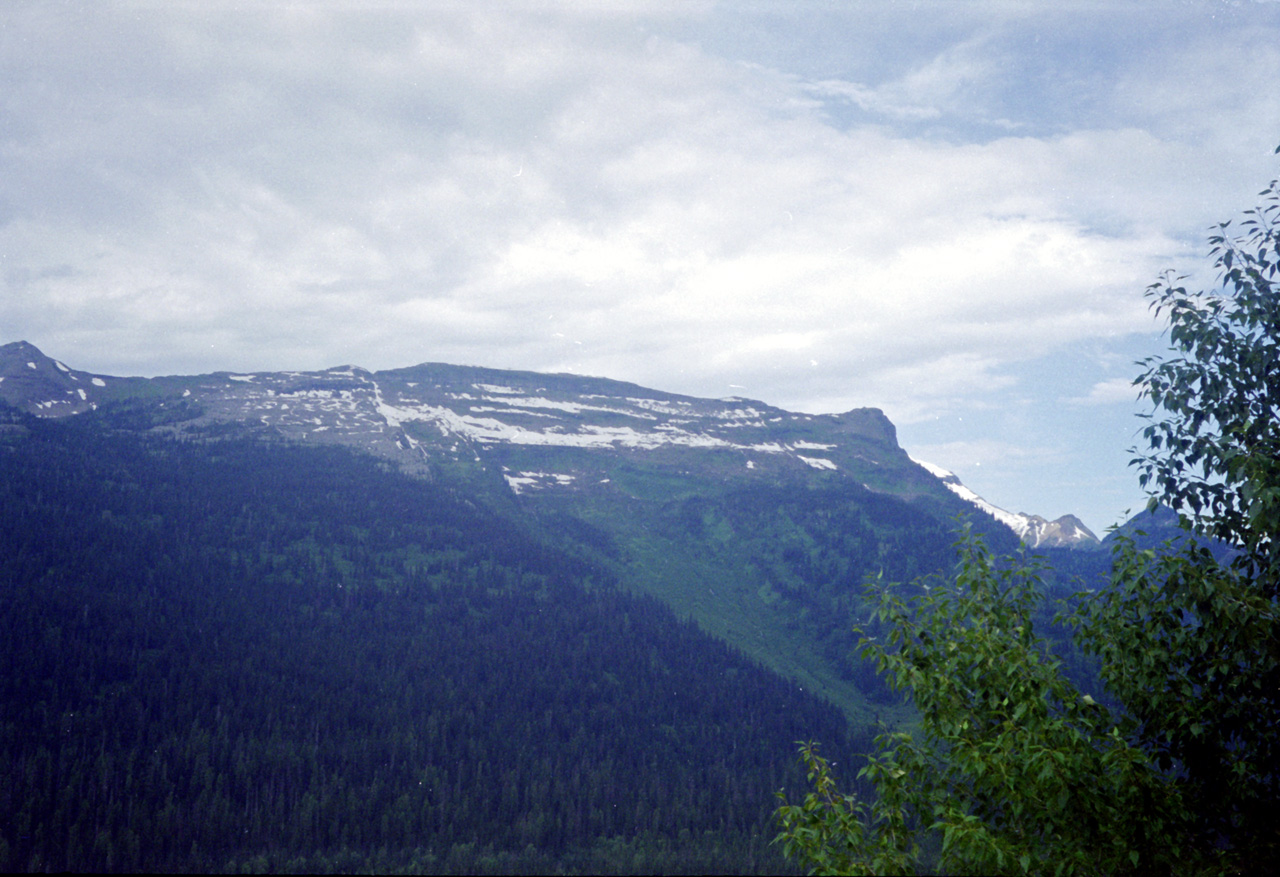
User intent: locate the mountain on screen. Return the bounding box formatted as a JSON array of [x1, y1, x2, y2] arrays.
[[0, 403, 851, 873], [1, 340, 919, 493], [911, 458, 1101, 550], [0, 340, 1082, 537], [0, 339, 142, 416], [0, 340, 1114, 871], [0, 340, 1097, 713]]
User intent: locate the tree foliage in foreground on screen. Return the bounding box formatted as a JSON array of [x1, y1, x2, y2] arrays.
[[777, 530, 1191, 876], [776, 156, 1280, 874], [1081, 156, 1280, 863]]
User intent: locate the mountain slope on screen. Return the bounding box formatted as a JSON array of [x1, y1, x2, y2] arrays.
[[0, 341, 1047, 720], [0, 401, 851, 872], [0, 339, 149, 415], [0, 342, 1132, 872], [0, 341, 1099, 550]]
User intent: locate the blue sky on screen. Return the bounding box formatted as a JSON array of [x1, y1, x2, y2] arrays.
[[3, 0, 1279, 532]]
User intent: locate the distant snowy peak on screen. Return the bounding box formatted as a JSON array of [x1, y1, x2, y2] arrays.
[[1018, 513, 1100, 551], [911, 458, 1100, 550]]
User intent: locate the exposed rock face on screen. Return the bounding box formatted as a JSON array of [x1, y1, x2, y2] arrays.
[[1016, 513, 1100, 550]]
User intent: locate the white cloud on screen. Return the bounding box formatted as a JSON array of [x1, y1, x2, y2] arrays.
[[1068, 377, 1141, 407], [806, 34, 1001, 122], [2, 2, 1277, 423]]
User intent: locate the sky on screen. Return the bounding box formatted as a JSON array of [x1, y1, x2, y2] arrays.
[[3, 0, 1280, 534]]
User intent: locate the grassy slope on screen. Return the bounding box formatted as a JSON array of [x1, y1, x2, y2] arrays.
[[517, 460, 997, 727]]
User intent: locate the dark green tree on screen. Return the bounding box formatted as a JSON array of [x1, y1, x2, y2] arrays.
[[1075, 154, 1280, 864], [776, 154, 1280, 874], [776, 529, 1191, 876]]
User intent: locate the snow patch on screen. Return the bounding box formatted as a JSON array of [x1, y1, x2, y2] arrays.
[[373, 399, 737, 451], [912, 458, 954, 479], [503, 471, 577, 494], [91, 377, 106, 387], [948, 479, 1025, 533], [717, 407, 763, 420], [626, 397, 694, 416], [27, 362, 37, 369], [469, 406, 560, 419], [798, 456, 837, 470], [479, 395, 656, 419], [54, 360, 70, 372], [911, 456, 1037, 538], [228, 375, 256, 383]]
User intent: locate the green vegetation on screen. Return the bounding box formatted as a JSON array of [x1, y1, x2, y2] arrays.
[[775, 158, 1280, 874], [549, 477, 1004, 725], [1, 411, 853, 873], [0, 337, 1046, 874], [777, 530, 1188, 875], [1077, 160, 1280, 864]]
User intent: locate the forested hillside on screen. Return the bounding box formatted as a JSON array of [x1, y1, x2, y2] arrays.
[[0, 403, 853, 873], [528, 478, 1027, 721]]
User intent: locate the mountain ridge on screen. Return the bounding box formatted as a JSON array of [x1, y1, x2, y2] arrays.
[[0, 340, 938, 514], [0, 338, 1113, 728], [910, 457, 1101, 550], [1, 339, 1083, 546]]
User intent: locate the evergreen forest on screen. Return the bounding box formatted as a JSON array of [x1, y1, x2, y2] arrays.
[[0, 402, 858, 873]]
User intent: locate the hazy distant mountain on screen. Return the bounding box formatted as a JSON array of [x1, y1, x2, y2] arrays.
[[0, 340, 962, 504], [911, 457, 1101, 550]]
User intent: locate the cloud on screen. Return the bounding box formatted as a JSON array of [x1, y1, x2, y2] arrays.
[[1106, 19, 1280, 161], [2, 1, 1277, 426], [1067, 377, 1142, 407], [804, 34, 1001, 122]]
